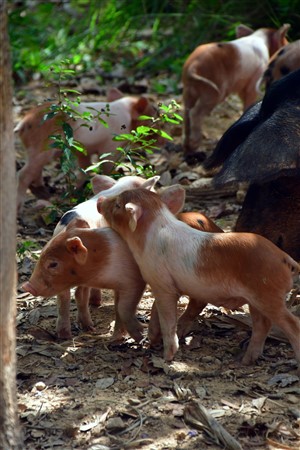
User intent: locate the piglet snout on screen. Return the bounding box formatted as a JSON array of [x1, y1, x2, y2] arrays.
[[22, 281, 38, 297]]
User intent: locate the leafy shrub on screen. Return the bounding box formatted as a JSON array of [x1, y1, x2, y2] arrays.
[[8, 0, 300, 89]]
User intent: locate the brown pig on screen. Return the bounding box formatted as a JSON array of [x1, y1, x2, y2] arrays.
[[182, 24, 290, 156], [22, 221, 146, 343], [15, 88, 157, 212], [177, 211, 223, 233], [98, 188, 300, 366]]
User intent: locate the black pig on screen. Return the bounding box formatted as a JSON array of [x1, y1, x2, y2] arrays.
[[203, 69, 300, 260], [235, 177, 300, 261]]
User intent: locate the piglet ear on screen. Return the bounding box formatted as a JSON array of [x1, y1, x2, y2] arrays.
[[65, 237, 88, 265], [106, 87, 124, 102], [159, 184, 186, 215], [236, 24, 253, 38], [125, 202, 142, 232], [141, 175, 160, 191], [132, 97, 150, 119], [96, 196, 106, 214], [91, 175, 115, 194]]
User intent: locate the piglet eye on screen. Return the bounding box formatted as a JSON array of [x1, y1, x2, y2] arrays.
[[48, 261, 58, 269], [115, 202, 121, 209]]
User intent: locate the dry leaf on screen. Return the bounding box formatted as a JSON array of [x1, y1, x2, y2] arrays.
[[95, 377, 115, 389]]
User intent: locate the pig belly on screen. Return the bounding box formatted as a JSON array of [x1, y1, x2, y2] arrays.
[[178, 278, 248, 307], [144, 262, 249, 307]]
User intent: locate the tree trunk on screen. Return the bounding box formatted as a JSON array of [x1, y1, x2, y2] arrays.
[[0, 2, 23, 448]]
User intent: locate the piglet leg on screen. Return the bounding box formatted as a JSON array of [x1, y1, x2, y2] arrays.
[[89, 288, 102, 306], [265, 302, 300, 365], [243, 301, 300, 367], [177, 297, 207, 338], [242, 305, 272, 365], [148, 301, 162, 346], [113, 287, 145, 343], [111, 291, 127, 342], [150, 291, 179, 362], [75, 286, 96, 332], [56, 290, 72, 339]]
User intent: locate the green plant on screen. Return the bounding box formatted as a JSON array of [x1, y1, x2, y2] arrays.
[[17, 240, 41, 263], [9, 1, 300, 88], [28, 60, 183, 223], [85, 100, 183, 177], [40, 61, 112, 199], [39, 61, 183, 199]]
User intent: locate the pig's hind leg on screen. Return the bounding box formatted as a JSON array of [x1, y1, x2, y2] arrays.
[[177, 297, 207, 338], [263, 302, 300, 365], [110, 291, 127, 342], [242, 301, 300, 366], [241, 305, 272, 365], [89, 288, 102, 306], [75, 286, 96, 333]]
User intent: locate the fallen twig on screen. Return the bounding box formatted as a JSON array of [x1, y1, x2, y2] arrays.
[[184, 400, 243, 450]]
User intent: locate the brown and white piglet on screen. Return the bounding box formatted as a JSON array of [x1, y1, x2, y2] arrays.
[[52, 174, 159, 339], [22, 220, 146, 343], [182, 24, 290, 155], [15, 88, 157, 212], [98, 188, 300, 367]]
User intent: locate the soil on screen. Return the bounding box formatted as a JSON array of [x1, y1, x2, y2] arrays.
[[15, 80, 300, 450]]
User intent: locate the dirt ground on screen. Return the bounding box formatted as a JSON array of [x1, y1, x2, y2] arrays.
[[15, 81, 300, 450]]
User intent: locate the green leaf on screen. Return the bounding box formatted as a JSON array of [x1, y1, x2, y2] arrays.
[[156, 129, 173, 140], [63, 122, 74, 145], [136, 125, 152, 134], [43, 111, 56, 122], [138, 115, 154, 121], [60, 88, 82, 95], [113, 133, 133, 141]]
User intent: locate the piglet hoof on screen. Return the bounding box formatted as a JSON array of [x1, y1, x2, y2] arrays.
[[177, 322, 193, 339], [163, 337, 179, 362], [126, 322, 145, 344], [164, 348, 176, 362], [109, 332, 126, 344], [82, 324, 97, 334], [130, 331, 144, 344], [241, 352, 259, 366], [57, 328, 73, 340], [77, 313, 95, 332], [148, 326, 162, 346]]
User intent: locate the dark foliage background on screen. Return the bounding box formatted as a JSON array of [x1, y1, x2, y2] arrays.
[[8, 0, 300, 93]]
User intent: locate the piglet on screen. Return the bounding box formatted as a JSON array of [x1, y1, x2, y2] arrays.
[[53, 174, 159, 339], [15, 88, 157, 212], [98, 188, 300, 366], [22, 221, 146, 343], [182, 24, 290, 156], [262, 39, 300, 90]]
